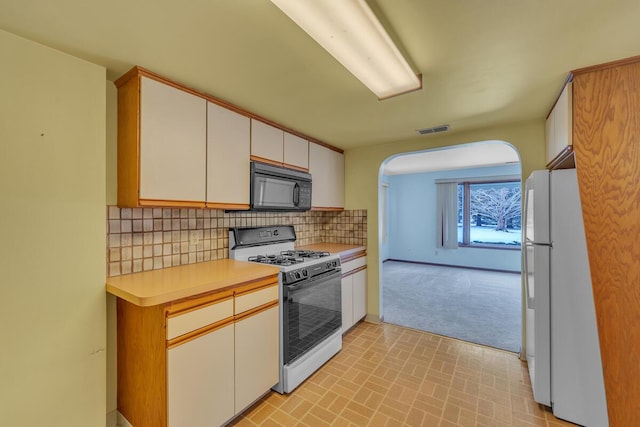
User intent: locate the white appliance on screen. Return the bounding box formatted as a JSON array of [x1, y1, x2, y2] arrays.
[[524, 169, 609, 426], [229, 226, 342, 394]]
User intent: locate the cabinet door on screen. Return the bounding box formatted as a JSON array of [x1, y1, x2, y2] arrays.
[[545, 82, 573, 165], [251, 120, 283, 164], [207, 102, 250, 208], [554, 82, 573, 155], [352, 269, 367, 323], [283, 132, 309, 170], [140, 76, 207, 203], [341, 275, 353, 333], [235, 306, 279, 413], [545, 105, 556, 164], [309, 143, 345, 209], [167, 324, 234, 427]]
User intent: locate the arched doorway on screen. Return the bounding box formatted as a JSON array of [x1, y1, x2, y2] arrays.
[[378, 141, 523, 352]]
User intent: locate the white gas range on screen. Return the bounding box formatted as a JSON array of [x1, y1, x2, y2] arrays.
[[229, 226, 342, 394]]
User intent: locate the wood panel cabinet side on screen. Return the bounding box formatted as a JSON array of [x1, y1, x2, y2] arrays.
[[117, 74, 141, 207], [117, 299, 167, 427], [573, 60, 640, 427]]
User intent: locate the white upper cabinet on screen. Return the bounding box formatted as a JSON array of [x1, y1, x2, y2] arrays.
[[546, 82, 573, 165], [283, 132, 309, 170], [139, 76, 207, 203], [251, 120, 284, 164], [206, 102, 250, 208], [309, 142, 344, 209]]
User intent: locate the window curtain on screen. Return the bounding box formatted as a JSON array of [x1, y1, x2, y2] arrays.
[[436, 182, 459, 249]]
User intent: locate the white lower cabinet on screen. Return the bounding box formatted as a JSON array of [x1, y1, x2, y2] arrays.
[[352, 269, 367, 323], [341, 259, 367, 333], [235, 305, 280, 413], [341, 276, 354, 333], [167, 324, 235, 427]]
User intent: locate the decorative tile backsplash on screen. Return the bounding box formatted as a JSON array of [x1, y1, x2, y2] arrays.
[[106, 206, 367, 277]]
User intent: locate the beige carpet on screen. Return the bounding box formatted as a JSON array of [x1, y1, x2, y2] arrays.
[[382, 261, 522, 352]]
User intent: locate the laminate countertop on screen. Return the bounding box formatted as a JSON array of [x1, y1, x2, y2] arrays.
[[296, 243, 366, 259], [106, 259, 280, 307]]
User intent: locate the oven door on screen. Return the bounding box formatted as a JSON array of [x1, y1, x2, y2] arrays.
[[282, 269, 342, 365]]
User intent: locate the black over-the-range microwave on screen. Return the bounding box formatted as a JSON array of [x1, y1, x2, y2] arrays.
[[250, 161, 312, 211]]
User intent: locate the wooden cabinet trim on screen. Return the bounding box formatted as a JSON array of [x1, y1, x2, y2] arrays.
[[117, 299, 167, 427], [249, 155, 284, 167], [234, 300, 279, 322], [116, 66, 343, 153], [311, 206, 345, 211], [205, 202, 250, 210], [117, 74, 142, 208], [138, 199, 206, 208], [341, 265, 367, 279], [283, 163, 309, 173], [233, 277, 279, 296], [166, 316, 235, 349], [166, 292, 233, 318], [572, 54, 640, 76], [235, 285, 279, 315], [545, 147, 575, 170], [340, 251, 367, 264]]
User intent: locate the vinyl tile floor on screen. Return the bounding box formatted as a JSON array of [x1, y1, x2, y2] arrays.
[[231, 322, 576, 426]]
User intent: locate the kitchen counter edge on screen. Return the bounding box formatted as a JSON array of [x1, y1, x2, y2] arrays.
[[296, 243, 366, 260], [106, 259, 280, 307]]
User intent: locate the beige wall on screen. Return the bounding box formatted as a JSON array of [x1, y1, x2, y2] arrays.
[[0, 30, 106, 426], [344, 120, 546, 319], [106, 80, 119, 419]]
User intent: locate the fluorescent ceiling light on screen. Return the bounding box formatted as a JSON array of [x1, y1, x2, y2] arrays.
[[271, 0, 422, 100]]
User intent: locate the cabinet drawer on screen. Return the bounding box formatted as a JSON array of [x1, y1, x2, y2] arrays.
[[342, 256, 367, 275], [235, 285, 279, 315], [167, 298, 234, 340]]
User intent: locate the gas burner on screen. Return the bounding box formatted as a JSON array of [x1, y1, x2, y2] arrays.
[[280, 250, 331, 259], [247, 254, 304, 266]]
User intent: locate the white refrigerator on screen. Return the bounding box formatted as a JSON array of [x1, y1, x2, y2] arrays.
[[524, 168, 608, 427]]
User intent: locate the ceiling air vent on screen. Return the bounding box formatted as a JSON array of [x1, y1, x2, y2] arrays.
[[416, 124, 450, 135]]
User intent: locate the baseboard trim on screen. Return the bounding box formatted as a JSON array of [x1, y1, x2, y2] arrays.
[[365, 314, 381, 324], [386, 259, 521, 274], [106, 410, 118, 427], [117, 411, 133, 427]]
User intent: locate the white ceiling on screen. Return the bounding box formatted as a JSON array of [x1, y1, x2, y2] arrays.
[[382, 141, 520, 175], [1, 0, 639, 150]]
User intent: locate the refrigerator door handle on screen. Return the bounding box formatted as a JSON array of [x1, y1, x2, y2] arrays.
[[524, 243, 535, 308]]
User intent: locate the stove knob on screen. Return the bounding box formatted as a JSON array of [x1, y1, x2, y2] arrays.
[[294, 271, 301, 279], [302, 269, 308, 277]]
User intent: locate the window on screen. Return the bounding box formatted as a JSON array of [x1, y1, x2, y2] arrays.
[[457, 180, 521, 248]]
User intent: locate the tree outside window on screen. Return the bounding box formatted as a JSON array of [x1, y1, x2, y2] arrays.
[[458, 181, 521, 247]]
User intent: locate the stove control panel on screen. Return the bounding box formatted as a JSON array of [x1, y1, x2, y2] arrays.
[[282, 257, 341, 285], [284, 268, 309, 284]]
